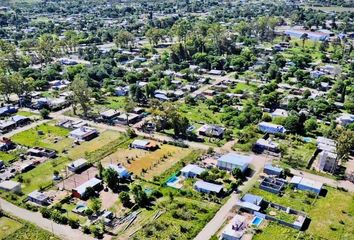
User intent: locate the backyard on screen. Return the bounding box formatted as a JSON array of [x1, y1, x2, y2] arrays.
[[0, 216, 23, 239]]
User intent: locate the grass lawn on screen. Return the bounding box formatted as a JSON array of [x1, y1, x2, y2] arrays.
[[3, 220, 59, 240], [248, 184, 316, 213], [11, 123, 72, 152], [230, 82, 257, 93], [16, 157, 71, 194], [0, 151, 17, 165], [307, 187, 354, 239], [66, 130, 122, 160], [16, 111, 40, 118], [95, 96, 127, 111], [131, 197, 220, 240], [107, 144, 193, 180], [0, 217, 23, 239], [178, 102, 224, 125], [253, 221, 303, 240], [250, 187, 354, 240], [276, 136, 316, 169]]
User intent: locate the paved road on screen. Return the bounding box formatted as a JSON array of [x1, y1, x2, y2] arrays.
[[194, 193, 238, 240], [0, 198, 94, 240], [194, 154, 265, 240], [50, 110, 212, 151]]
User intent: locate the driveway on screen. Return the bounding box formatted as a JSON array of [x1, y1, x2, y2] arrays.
[[0, 198, 94, 240]]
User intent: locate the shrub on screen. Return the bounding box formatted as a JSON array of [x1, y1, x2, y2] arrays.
[[40, 207, 51, 218]]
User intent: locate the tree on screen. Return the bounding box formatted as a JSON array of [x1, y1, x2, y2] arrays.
[[131, 185, 148, 207], [304, 118, 318, 133], [119, 192, 131, 207], [146, 28, 163, 46], [10, 73, 34, 103], [336, 129, 354, 162], [103, 167, 120, 191], [123, 97, 136, 125], [40, 109, 50, 119], [69, 75, 92, 117], [231, 168, 244, 180], [114, 30, 134, 48], [89, 198, 102, 215], [36, 34, 60, 65], [284, 115, 301, 133], [300, 33, 309, 49]]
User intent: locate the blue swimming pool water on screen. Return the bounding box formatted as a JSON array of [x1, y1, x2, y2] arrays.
[[252, 216, 263, 226], [303, 137, 312, 143], [166, 176, 178, 184]]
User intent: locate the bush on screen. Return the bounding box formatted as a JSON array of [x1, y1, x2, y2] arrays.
[[40, 108, 50, 119], [68, 218, 80, 229], [40, 207, 51, 218]]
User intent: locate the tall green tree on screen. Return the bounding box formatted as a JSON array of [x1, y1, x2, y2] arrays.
[[69, 75, 92, 117]]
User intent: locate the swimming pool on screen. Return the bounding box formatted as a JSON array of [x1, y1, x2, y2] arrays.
[[166, 176, 178, 184], [303, 137, 312, 143], [251, 216, 263, 227]]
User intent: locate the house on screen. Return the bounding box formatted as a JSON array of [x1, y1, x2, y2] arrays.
[[316, 136, 336, 153], [254, 139, 279, 153], [180, 164, 205, 178], [258, 122, 286, 134], [271, 109, 288, 118], [69, 127, 98, 141], [317, 151, 338, 173], [130, 139, 158, 151], [107, 164, 130, 178], [208, 69, 225, 75], [0, 180, 21, 193], [310, 70, 325, 78], [336, 113, 354, 126], [236, 194, 263, 212], [217, 153, 252, 172], [27, 147, 56, 158], [68, 158, 88, 172], [0, 137, 14, 151], [115, 86, 129, 96], [198, 124, 225, 138], [284, 29, 329, 41], [12, 115, 30, 126], [290, 176, 323, 194], [100, 109, 120, 121], [263, 164, 283, 177], [72, 178, 103, 199], [260, 177, 286, 194], [28, 190, 50, 205], [115, 113, 140, 125], [222, 214, 247, 240], [0, 120, 16, 132], [194, 180, 223, 194], [0, 106, 17, 116]]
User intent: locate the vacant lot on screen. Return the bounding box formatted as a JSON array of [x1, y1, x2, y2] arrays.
[[307, 188, 354, 239], [16, 157, 71, 194], [0, 151, 17, 165], [103, 144, 193, 180], [11, 123, 72, 152], [66, 130, 122, 160], [0, 217, 23, 239], [251, 187, 354, 239], [131, 197, 219, 240], [3, 219, 60, 240]]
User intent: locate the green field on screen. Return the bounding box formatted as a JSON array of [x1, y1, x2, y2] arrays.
[[131, 197, 219, 240], [11, 123, 72, 152], [0, 217, 23, 239], [250, 187, 354, 240], [179, 102, 224, 125], [3, 219, 59, 240], [0, 151, 17, 165]]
